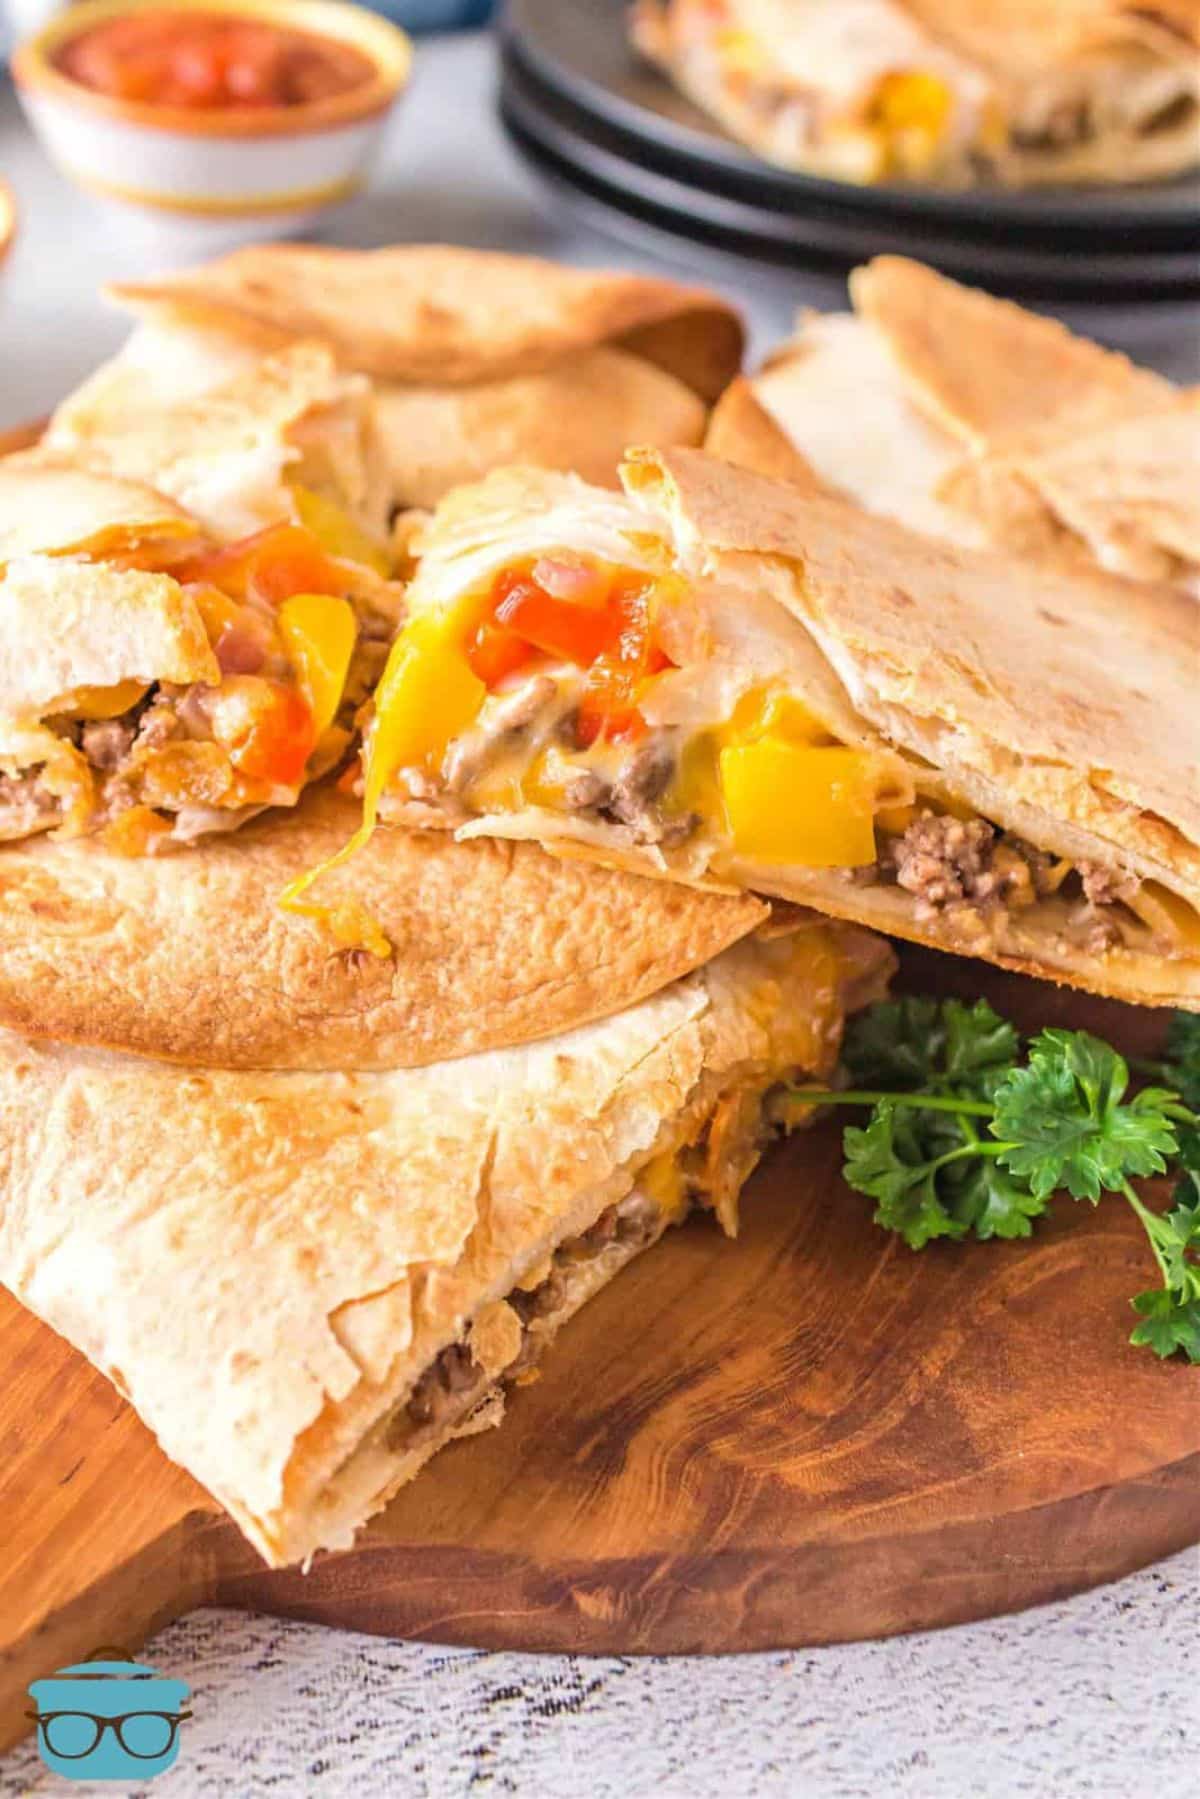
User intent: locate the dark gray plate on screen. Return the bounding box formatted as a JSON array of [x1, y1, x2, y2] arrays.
[[501, 0, 1200, 242], [500, 51, 1200, 296]]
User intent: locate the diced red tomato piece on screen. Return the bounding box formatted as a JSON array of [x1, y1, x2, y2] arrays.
[[207, 677, 317, 788], [575, 580, 670, 747], [176, 524, 347, 607], [465, 619, 537, 687], [492, 570, 619, 667], [477, 561, 676, 746]]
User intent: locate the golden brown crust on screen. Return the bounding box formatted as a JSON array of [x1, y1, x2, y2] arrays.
[[109, 245, 745, 401], [373, 346, 707, 508], [850, 260, 1198, 577], [0, 923, 888, 1564], [0, 784, 767, 1069], [850, 257, 1174, 452]]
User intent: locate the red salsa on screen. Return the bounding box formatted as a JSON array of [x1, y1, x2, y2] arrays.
[[55, 11, 375, 110]]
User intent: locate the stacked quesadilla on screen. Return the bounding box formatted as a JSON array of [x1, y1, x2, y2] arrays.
[[707, 257, 1200, 592], [0, 251, 904, 1571], [632, 0, 1200, 186]]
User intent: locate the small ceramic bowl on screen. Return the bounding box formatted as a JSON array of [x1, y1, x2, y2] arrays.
[[13, 0, 412, 248]]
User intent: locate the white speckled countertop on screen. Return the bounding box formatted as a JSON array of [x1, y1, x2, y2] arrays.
[[1, 29, 1197, 1797]]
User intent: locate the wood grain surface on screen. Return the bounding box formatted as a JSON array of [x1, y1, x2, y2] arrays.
[[3, 953, 1198, 1748]]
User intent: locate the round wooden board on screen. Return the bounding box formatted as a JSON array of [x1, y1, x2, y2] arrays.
[[3, 953, 1197, 1735]]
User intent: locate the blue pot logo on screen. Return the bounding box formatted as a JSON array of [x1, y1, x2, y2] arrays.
[[27, 1647, 191, 1781]]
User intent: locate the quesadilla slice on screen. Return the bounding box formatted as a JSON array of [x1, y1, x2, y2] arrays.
[[708, 258, 1200, 589], [85, 245, 745, 507], [633, 0, 1199, 186], [0, 784, 767, 1069], [0, 499, 402, 848], [632, 0, 999, 184], [44, 340, 391, 546], [308, 446, 1200, 1009], [0, 920, 891, 1566]]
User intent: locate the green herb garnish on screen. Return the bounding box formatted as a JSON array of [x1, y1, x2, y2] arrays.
[[789, 998, 1200, 1363]]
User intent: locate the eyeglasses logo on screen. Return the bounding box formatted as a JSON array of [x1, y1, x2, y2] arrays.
[[27, 1645, 191, 1782]]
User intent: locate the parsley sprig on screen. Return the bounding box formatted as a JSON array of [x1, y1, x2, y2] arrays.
[[788, 998, 1200, 1363]]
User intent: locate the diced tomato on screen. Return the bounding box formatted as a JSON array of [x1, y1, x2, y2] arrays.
[[476, 560, 676, 746], [466, 619, 537, 687], [177, 524, 347, 608], [575, 580, 670, 748], [206, 677, 317, 789], [492, 570, 618, 667]]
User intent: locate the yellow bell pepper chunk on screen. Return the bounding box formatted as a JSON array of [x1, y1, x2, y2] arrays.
[[291, 485, 392, 577], [719, 741, 879, 867], [872, 71, 952, 137], [277, 592, 358, 737], [723, 686, 831, 749], [366, 615, 486, 789], [279, 607, 486, 948]]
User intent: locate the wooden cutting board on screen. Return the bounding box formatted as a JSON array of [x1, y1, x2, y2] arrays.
[[3, 951, 1199, 1751]]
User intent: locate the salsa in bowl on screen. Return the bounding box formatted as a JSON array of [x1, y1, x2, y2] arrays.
[[13, 0, 411, 240]]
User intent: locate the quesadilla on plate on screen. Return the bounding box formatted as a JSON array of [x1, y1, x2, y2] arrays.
[[708, 257, 1200, 590], [0, 479, 402, 849], [0, 920, 891, 1566], [0, 784, 767, 1069], [307, 445, 1200, 1009], [71, 245, 745, 508], [633, 0, 1200, 186]]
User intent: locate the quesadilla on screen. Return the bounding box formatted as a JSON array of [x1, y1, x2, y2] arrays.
[[707, 258, 1200, 590], [0, 784, 766, 1069], [0, 484, 402, 849], [632, 0, 1200, 186], [0, 920, 891, 1566], [68, 245, 745, 507], [306, 445, 1200, 1009], [43, 340, 392, 545], [853, 258, 1200, 589]]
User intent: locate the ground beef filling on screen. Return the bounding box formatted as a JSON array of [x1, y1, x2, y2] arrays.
[[875, 808, 1145, 956], [0, 769, 60, 838], [413, 678, 699, 849], [399, 1190, 664, 1439]]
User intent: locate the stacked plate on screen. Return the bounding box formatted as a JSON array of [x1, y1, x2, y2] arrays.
[[498, 0, 1200, 298]]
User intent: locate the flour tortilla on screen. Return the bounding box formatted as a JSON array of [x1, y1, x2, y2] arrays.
[[45, 341, 390, 541], [0, 458, 201, 564], [853, 258, 1200, 583], [0, 783, 768, 1069], [709, 262, 1199, 585], [0, 922, 890, 1566]]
